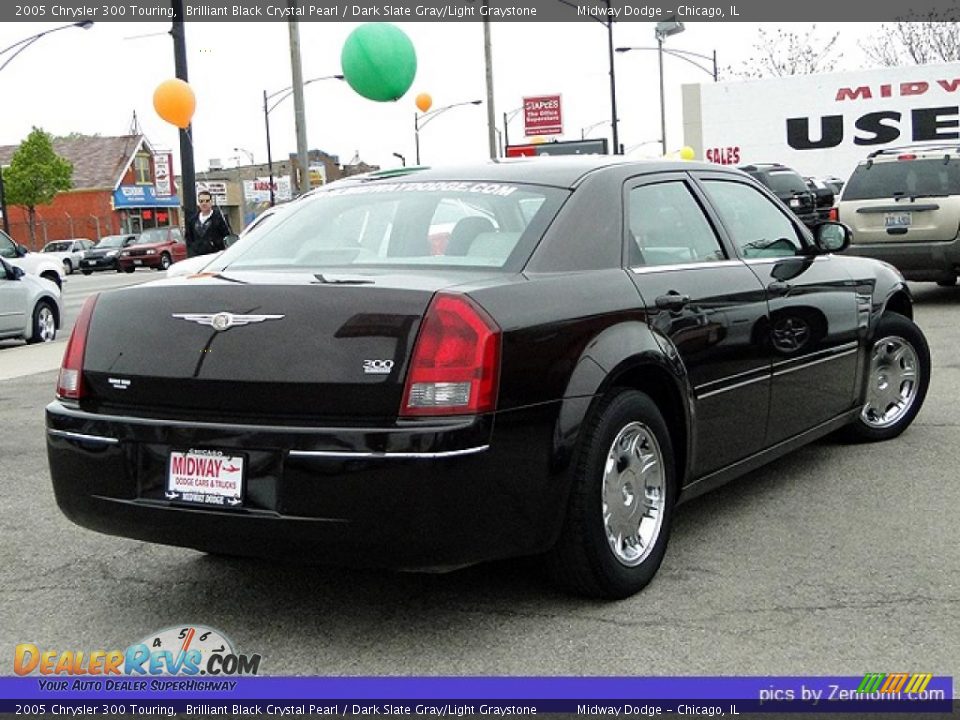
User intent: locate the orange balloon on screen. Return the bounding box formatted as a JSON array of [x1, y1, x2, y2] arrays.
[[415, 92, 432, 113], [153, 78, 196, 129]]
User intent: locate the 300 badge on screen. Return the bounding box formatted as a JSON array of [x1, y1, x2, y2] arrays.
[[129, 625, 262, 676]]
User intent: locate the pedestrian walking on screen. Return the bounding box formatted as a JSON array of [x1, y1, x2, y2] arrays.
[[185, 191, 232, 257]]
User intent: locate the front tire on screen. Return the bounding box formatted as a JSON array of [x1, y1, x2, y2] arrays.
[[546, 389, 676, 599], [122, 265, 135, 273], [159, 253, 172, 270], [63, 259, 73, 275], [26, 300, 56, 344], [846, 312, 930, 442], [81, 268, 92, 276]]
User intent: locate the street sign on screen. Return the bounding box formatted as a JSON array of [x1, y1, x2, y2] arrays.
[[506, 138, 608, 157], [523, 94, 563, 137]]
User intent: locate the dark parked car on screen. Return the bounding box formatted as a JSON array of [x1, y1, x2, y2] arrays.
[[804, 176, 836, 223], [80, 234, 137, 274], [118, 226, 186, 272], [47, 158, 930, 599], [739, 163, 819, 228]]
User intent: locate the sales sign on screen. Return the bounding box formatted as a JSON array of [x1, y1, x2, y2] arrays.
[[524, 94, 562, 136]]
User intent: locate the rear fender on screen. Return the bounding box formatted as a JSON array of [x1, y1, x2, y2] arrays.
[[553, 320, 691, 493]]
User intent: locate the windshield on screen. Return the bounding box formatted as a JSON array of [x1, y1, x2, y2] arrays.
[[96, 235, 126, 248], [43, 242, 71, 252], [216, 181, 567, 272], [137, 228, 175, 244], [843, 158, 960, 200]]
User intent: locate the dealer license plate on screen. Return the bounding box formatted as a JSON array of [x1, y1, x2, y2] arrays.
[[167, 449, 244, 507], [885, 212, 912, 228]]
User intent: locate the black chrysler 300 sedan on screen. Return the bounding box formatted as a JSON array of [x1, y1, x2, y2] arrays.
[[47, 158, 930, 599]]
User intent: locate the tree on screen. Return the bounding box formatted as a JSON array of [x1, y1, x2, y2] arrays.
[[3, 127, 73, 246], [860, 20, 960, 66], [727, 25, 842, 80]]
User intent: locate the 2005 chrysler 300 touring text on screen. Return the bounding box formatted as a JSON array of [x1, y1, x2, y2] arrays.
[[46, 158, 930, 599]]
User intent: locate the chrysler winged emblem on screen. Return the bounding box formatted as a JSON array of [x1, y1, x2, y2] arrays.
[[172, 312, 285, 331]]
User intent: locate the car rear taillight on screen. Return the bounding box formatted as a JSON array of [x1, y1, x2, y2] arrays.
[[897, 154, 917, 161], [829, 207, 838, 222], [401, 293, 501, 417], [56, 294, 99, 400]]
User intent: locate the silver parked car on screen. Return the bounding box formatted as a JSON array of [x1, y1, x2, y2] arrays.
[[42, 238, 95, 275], [0, 257, 61, 343]]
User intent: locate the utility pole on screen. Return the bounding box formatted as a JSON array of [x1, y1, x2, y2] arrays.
[[482, 4, 496, 160], [170, 0, 196, 223], [287, 10, 310, 194]]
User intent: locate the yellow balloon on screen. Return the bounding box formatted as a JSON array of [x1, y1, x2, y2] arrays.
[[415, 92, 432, 113], [679, 146, 695, 160], [153, 78, 196, 129]]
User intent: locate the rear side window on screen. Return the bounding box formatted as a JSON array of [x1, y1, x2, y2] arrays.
[[843, 159, 960, 200], [628, 181, 726, 266]]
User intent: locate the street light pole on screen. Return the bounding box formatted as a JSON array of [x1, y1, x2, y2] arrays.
[[657, 35, 666, 156], [262, 74, 343, 206], [502, 106, 523, 155], [414, 100, 482, 165], [604, 0, 620, 155], [263, 89, 275, 206], [0, 21, 94, 239]]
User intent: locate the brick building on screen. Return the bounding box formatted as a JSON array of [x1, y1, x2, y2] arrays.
[[0, 134, 180, 250]]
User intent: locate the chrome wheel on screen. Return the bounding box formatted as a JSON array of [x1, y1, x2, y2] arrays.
[[36, 304, 56, 342], [601, 421, 665, 567], [862, 335, 919, 429]]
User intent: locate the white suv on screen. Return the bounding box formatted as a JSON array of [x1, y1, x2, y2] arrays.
[[837, 144, 960, 285], [0, 229, 64, 289]]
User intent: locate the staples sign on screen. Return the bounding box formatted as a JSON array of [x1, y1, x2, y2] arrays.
[[524, 94, 562, 137]]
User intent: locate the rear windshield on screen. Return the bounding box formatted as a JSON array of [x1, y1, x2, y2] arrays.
[[843, 158, 960, 200], [763, 170, 809, 195], [217, 181, 567, 271]]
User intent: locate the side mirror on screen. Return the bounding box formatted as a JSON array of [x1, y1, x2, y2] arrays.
[[11, 265, 25, 280], [224, 234, 239, 248], [15, 244, 28, 257], [814, 222, 850, 254]]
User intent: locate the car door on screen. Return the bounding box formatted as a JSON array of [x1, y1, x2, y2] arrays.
[[624, 173, 772, 477], [696, 172, 861, 444], [0, 260, 28, 335]]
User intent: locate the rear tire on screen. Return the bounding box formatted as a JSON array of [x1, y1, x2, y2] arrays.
[[81, 268, 92, 276], [845, 312, 930, 442], [122, 265, 135, 273], [936, 276, 957, 287], [26, 300, 56, 344], [63, 259, 73, 275], [546, 389, 676, 599]]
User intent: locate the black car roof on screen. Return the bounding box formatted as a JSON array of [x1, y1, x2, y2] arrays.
[[323, 157, 744, 190]]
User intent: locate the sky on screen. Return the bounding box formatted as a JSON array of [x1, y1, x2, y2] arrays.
[[0, 21, 882, 176]]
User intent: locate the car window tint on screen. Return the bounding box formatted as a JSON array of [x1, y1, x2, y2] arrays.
[[628, 181, 725, 266], [843, 158, 960, 200], [702, 180, 805, 258]]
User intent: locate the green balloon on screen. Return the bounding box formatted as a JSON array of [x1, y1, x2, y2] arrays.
[[341, 23, 417, 102]]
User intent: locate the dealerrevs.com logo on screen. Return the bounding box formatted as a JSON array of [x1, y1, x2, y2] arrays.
[[14, 625, 262, 678]]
